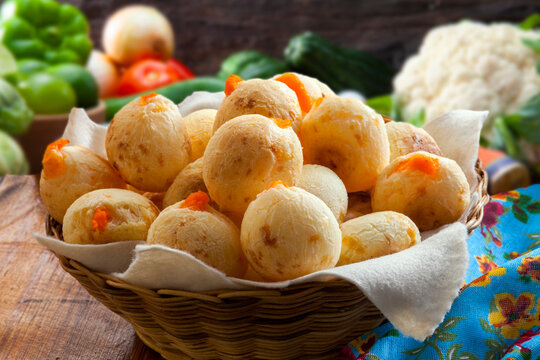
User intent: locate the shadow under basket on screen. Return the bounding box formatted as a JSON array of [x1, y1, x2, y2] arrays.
[[46, 161, 489, 360]]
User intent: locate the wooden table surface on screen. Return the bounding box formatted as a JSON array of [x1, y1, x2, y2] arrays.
[[0, 175, 162, 360]]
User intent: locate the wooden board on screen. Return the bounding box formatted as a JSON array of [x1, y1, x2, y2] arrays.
[[68, 0, 540, 74], [0, 175, 161, 360]]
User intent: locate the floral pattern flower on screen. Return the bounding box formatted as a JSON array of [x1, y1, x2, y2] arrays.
[[488, 293, 536, 339], [475, 254, 498, 274], [466, 267, 506, 288], [517, 256, 540, 283], [347, 334, 377, 359], [480, 201, 505, 246]]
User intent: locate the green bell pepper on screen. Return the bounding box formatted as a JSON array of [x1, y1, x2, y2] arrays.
[[0, 0, 92, 65]]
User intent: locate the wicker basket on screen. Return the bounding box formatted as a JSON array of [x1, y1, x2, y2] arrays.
[[46, 161, 489, 360]]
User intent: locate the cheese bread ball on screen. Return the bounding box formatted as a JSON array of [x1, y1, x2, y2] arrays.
[[273, 72, 335, 115], [344, 192, 372, 222], [40, 139, 126, 224], [163, 158, 208, 208], [147, 192, 247, 277], [300, 95, 390, 192], [273, 72, 334, 99], [386, 122, 442, 162], [203, 114, 303, 217], [338, 211, 421, 265], [298, 164, 347, 222], [183, 109, 216, 160], [106, 93, 192, 192], [63, 188, 159, 244], [372, 151, 470, 231], [214, 78, 302, 133], [241, 184, 341, 281]]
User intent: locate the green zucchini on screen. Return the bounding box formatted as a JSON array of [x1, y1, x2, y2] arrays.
[[217, 50, 289, 80], [284, 32, 395, 97], [105, 77, 225, 121]]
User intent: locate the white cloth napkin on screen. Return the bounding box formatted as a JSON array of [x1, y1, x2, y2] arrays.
[[34, 95, 487, 341]]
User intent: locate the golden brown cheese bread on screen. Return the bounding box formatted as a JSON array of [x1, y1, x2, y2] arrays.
[[297, 164, 348, 222], [241, 183, 341, 281], [40, 140, 125, 224], [338, 211, 420, 265], [147, 191, 247, 278], [213, 78, 302, 134], [300, 95, 390, 192], [386, 121, 442, 162], [203, 114, 303, 217], [63, 188, 159, 244], [183, 109, 216, 160], [162, 158, 208, 209], [371, 151, 470, 231], [106, 93, 191, 192]]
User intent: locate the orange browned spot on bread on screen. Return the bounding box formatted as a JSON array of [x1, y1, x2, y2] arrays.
[[42, 138, 70, 179], [140, 93, 165, 112], [309, 234, 320, 243], [393, 153, 440, 176], [267, 180, 288, 190], [225, 74, 243, 96], [180, 191, 210, 211], [92, 207, 109, 232], [271, 117, 293, 129], [140, 93, 158, 105], [274, 73, 312, 113]]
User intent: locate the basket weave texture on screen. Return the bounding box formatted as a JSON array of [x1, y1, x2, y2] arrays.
[[47, 161, 489, 360]]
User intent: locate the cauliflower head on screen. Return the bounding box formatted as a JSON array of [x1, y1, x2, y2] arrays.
[[394, 22, 540, 125]]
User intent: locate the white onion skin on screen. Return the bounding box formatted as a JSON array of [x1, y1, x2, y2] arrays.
[[102, 5, 175, 66], [86, 50, 120, 98]]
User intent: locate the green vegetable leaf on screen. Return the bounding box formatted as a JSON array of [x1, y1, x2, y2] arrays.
[[408, 108, 425, 127], [520, 13, 540, 30], [522, 38, 540, 53], [504, 92, 540, 144], [366, 94, 393, 116]]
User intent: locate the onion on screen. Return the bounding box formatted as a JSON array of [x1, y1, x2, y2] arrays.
[[102, 5, 174, 66], [86, 50, 120, 98]]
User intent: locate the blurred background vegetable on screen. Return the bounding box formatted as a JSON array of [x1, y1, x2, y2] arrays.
[[85, 50, 119, 98], [0, 129, 28, 176], [102, 5, 174, 66], [0, 0, 92, 65], [217, 50, 289, 80], [0, 77, 33, 135]]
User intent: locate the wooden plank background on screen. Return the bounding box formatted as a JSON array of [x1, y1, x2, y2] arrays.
[[67, 0, 540, 75]]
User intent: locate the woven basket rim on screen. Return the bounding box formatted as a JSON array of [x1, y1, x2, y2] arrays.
[[47, 160, 488, 299]]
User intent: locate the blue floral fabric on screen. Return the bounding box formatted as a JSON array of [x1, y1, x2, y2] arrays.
[[340, 185, 540, 360]]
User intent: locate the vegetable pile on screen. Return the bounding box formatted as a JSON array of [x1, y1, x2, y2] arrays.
[[0, 0, 98, 115]]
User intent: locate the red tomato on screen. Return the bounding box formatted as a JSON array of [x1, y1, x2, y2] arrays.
[[116, 59, 180, 96], [167, 58, 195, 79]]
